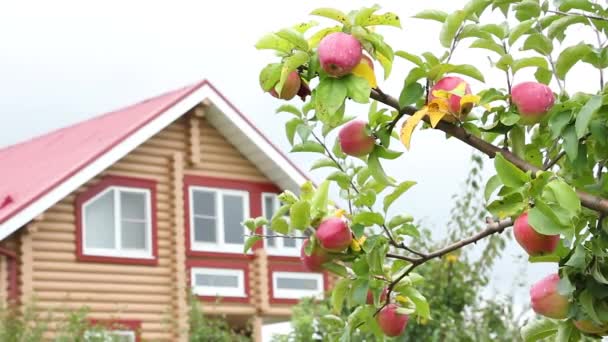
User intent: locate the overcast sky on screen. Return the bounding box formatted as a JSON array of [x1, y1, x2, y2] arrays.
[[3, 0, 598, 331]]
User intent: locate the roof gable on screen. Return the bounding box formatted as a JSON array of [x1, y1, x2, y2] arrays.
[[0, 80, 308, 240]]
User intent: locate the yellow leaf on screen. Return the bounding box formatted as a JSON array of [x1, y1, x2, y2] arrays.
[[427, 110, 447, 128], [460, 94, 481, 106], [396, 295, 409, 304], [431, 89, 450, 99], [350, 238, 362, 252], [446, 254, 458, 263], [400, 108, 428, 150], [352, 61, 377, 88], [358, 235, 367, 246], [334, 209, 346, 218], [450, 82, 468, 96]]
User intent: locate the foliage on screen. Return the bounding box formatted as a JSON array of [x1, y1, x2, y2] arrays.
[[188, 293, 252, 342], [253, 0, 608, 340]]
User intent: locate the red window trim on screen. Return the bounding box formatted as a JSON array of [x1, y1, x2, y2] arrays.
[[0, 247, 18, 302], [75, 175, 158, 266], [186, 259, 251, 304], [183, 175, 279, 258], [88, 319, 142, 342], [267, 262, 329, 305]]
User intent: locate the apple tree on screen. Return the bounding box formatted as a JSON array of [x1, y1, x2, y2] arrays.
[[246, 0, 608, 340]]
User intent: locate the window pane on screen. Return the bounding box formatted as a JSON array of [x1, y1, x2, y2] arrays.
[[121, 221, 146, 249], [120, 191, 147, 220], [192, 190, 215, 217], [196, 273, 239, 288], [283, 236, 296, 248], [264, 196, 276, 247], [194, 217, 216, 243], [223, 194, 244, 244], [85, 190, 115, 249], [277, 277, 318, 290]]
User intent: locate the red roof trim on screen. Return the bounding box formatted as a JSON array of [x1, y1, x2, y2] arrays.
[[75, 175, 159, 266], [0, 80, 206, 226]]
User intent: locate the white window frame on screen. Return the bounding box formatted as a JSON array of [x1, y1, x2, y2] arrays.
[[191, 267, 246, 298], [82, 186, 153, 259], [188, 186, 249, 254], [84, 329, 136, 342], [272, 271, 324, 299], [262, 193, 304, 256]]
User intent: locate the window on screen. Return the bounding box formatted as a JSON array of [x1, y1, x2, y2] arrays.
[[81, 185, 153, 260], [84, 330, 135, 342], [189, 187, 249, 253], [263, 193, 304, 256], [191, 267, 246, 298], [272, 271, 324, 299]]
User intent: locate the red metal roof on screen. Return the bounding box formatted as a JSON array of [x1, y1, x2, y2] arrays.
[[0, 80, 206, 225]]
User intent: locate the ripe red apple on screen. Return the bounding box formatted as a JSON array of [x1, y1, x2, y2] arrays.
[[315, 217, 352, 252], [530, 273, 570, 319], [338, 120, 375, 157], [429, 76, 472, 120], [300, 239, 329, 272], [377, 304, 409, 337], [318, 32, 362, 77], [366, 288, 388, 305], [270, 71, 301, 100], [511, 82, 555, 124], [574, 320, 608, 335], [514, 212, 559, 256]]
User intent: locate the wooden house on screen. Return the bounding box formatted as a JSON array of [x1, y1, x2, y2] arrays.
[[0, 80, 331, 341]]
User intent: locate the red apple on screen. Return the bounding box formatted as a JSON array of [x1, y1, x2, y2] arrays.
[[318, 32, 362, 77], [300, 239, 329, 272], [511, 82, 555, 124], [574, 320, 608, 335], [270, 71, 301, 100], [338, 120, 375, 157], [530, 273, 570, 319], [514, 212, 559, 256], [297, 81, 311, 101], [315, 217, 352, 252], [429, 76, 472, 121], [377, 304, 409, 337], [366, 288, 388, 305]]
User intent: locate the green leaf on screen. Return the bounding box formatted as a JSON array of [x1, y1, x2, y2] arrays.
[[276, 28, 308, 51], [563, 124, 579, 161], [547, 15, 588, 41], [255, 33, 293, 53], [395, 50, 424, 68], [470, 38, 505, 56], [259, 63, 282, 91], [254, 217, 268, 228], [311, 157, 339, 170], [292, 21, 319, 34], [460, 24, 493, 40], [243, 218, 256, 232], [400, 287, 430, 319], [310, 180, 330, 218], [509, 125, 525, 159], [440, 10, 466, 48], [275, 104, 302, 117], [481, 23, 508, 39], [285, 118, 303, 145], [555, 321, 579, 342], [451, 64, 486, 82], [528, 206, 566, 235], [291, 141, 325, 153], [271, 217, 289, 234], [535, 67, 553, 84], [422, 52, 440, 67], [412, 9, 448, 23], [549, 111, 573, 139], [556, 43, 593, 80], [331, 279, 350, 314], [508, 19, 534, 46], [278, 51, 307, 92], [494, 153, 530, 188], [512, 57, 548, 74], [323, 262, 349, 278], [496, 54, 513, 71], [514, 0, 541, 21], [384, 181, 416, 212], [316, 78, 348, 116], [464, 0, 492, 17], [485, 174, 502, 201], [375, 145, 402, 160], [353, 212, 384, 227], [308, 26, 341, 48], [487, 192, 526, 218], [310, 8, 349, 25], [575, 95, 602, 138], [365, 13, 401, 28], [387, 215, 414, 228], [522, 34, 553, 55], [368, 149, 394, 186], [556, 0, 596, 12], [546, 179, 581, 214], [580, 289, 602, 323], [521, 318, 558, 342], [243, 235, 261, 253], [350, 279, 369, 306], [405, 67, 427, 86], [354, 5, 380, 26], [344, 75, 371, 104], [399, 82, 424, 108]]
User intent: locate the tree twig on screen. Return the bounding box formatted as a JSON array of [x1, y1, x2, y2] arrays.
[[543, 151, 565, 170], [370, 89, 608, 215], [548, 9, 608, 23]]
